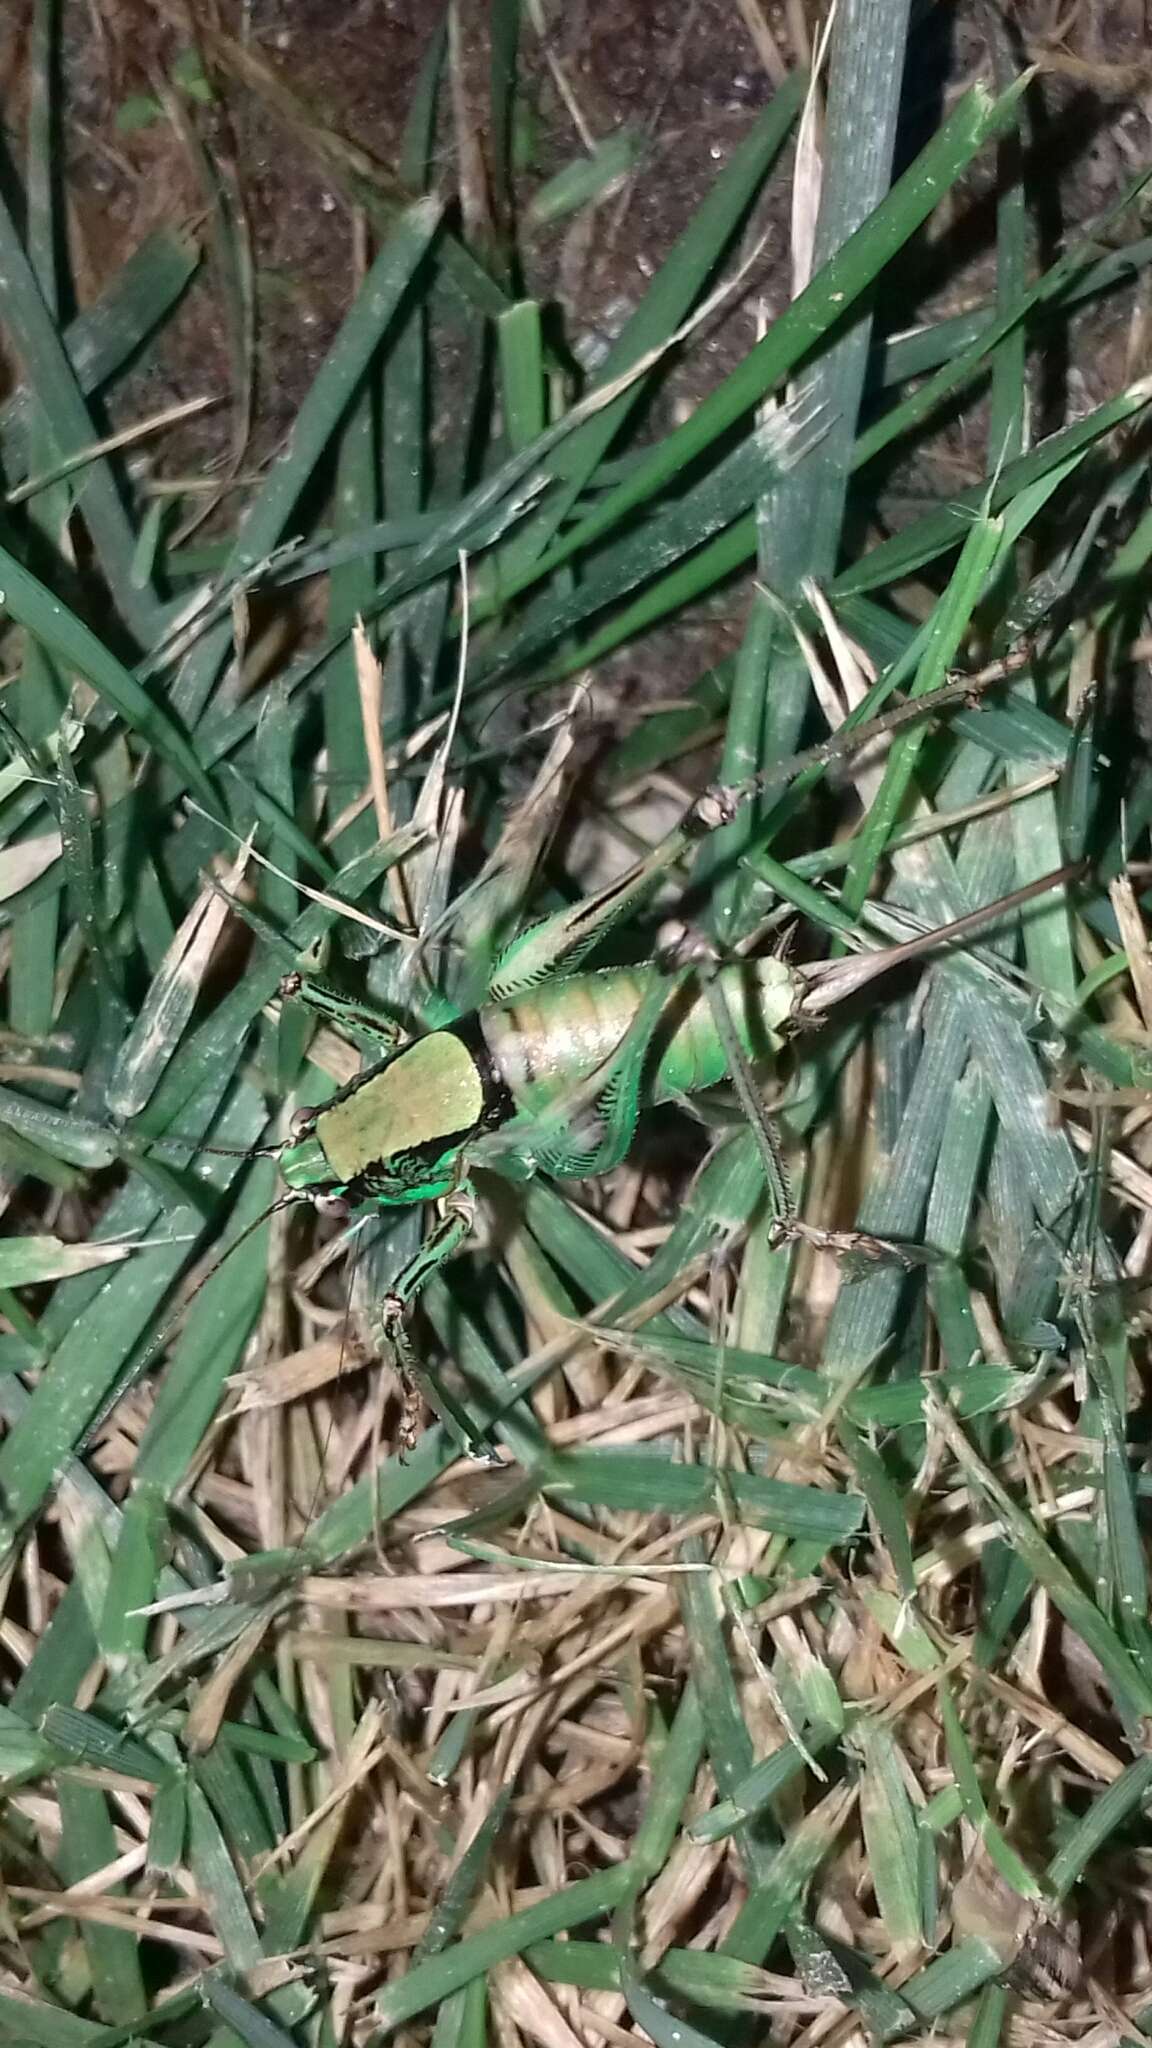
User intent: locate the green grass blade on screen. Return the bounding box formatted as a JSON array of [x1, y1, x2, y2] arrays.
[[500, 75, 1029, 600], [168, 193, 443, 725]]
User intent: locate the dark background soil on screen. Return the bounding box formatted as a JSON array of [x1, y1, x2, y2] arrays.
[[1, 0, 1149, 696]]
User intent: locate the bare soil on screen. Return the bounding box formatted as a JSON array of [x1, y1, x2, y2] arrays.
[[0, 0, 1149, 692]]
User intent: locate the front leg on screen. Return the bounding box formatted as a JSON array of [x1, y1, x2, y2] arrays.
[[279, 970, 406, 1059], [380, 1178, 477, 1323], [376, 1180, 499, 1463]]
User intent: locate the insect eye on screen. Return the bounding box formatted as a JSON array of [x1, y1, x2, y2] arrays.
[[290, 1106, 316, 1138]]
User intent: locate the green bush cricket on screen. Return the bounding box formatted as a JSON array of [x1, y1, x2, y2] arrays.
[[196, 648, 1069, 1458]]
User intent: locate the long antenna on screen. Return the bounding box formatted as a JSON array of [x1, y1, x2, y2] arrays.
[[133, 1135, 284, 1161], [172, 1190, 310, 1328], [157, 1192, 305, 1370], [75, 1189, 311, 1462]]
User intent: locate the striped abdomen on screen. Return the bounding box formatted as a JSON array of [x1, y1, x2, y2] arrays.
[[477, 959, 798, 1119]]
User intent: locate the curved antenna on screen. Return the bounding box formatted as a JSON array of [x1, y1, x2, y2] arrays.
[[172, 1189, 309, 1330], [182, 1139, 283, 1159], [132, 1134, 284, 1162], [78, 1188, 312, 1461], [295, 1232, 365, 1551]]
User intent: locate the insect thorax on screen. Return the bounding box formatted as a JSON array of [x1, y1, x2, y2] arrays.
[[283, 1031, 488, 1205]]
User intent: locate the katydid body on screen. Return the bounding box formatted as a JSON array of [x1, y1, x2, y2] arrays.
[[143, 657, 1060, 1456], [280, 956, 799, 1210], [276, 953, 801, 1449], [277, 664, 1036, 1224], [484, 956, 796, 1116]]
